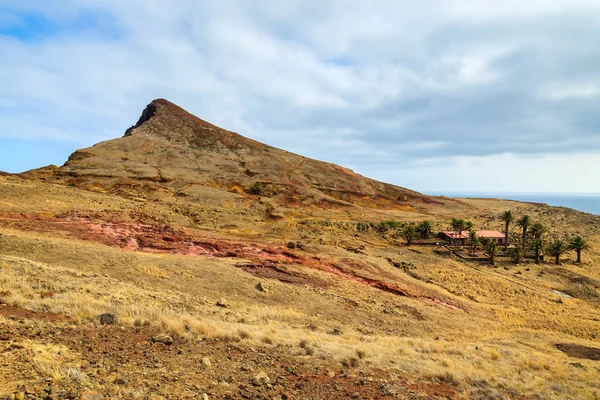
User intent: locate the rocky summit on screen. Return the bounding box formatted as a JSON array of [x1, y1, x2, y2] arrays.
[[1, 99, 599, 399]]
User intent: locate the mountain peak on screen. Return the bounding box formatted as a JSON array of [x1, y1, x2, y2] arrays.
[[47, 98, 438, 211], [123, 99, 219, 138]]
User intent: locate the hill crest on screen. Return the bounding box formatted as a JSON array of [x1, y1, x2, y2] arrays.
[[31, 99, 443, 211]]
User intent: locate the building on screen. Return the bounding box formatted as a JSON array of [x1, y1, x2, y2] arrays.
[[440, 231, 470, 246], [440, 230, 505, 246], [476, 230, 505, 245]]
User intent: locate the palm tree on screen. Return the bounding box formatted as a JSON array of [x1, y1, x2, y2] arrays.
[[530, 238, 544, 264], [546, 239, 568, 265], [529, 223, 547, 264], [517, 215, 530, 250], [469, 230, 480, 255], [416, 221, 432, 239], [500, 211, 513, 249], [509, 245, 525, 264], [450, 218, 465, 246], [568, 236, 589, 263], [530, 222, 547, 240], [464, 220, 473, 231], [487, 241, 499, 266]]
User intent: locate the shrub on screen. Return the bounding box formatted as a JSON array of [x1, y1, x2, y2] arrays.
[[249, 182, 264, 195]]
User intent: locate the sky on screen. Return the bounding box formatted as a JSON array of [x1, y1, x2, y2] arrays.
[[1, 1, 600, 194]]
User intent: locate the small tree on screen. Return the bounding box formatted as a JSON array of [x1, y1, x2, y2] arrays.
[[529, 222, 547, 264], [416, 221, 432, 239], [568, 236, 589, 263], [509, 245, 525, 264], [546, 239, 568, 265], [401, 224, 418, 246], [487, 241, 499, 266], [500, 211, 513, 248], [249, 181, 264, 195], [530, 238, 543, 264], [450, 218, 466, 247], [469, 230, 480, 254]]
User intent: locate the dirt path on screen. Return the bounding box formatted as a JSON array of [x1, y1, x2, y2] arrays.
[[282, 157, 306, 186]]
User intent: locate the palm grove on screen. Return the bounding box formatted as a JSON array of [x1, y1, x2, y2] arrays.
[[495, 211, 588, 265]]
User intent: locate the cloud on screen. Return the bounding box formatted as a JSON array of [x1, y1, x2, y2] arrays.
[[0, 1, 599, 192]]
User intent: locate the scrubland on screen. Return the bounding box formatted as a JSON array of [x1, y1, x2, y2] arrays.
[[1, 175, 600, 399]]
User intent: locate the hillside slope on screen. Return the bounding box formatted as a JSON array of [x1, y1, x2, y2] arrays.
[[1, 100, 599, 399], [33, 99, 442, 212]]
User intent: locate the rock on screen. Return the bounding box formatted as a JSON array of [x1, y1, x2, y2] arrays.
[[216, 299, 229, 308], [14, 393, 25, 400], [114, 377, 128, 385], [329, 327, 343, 335], [152, 334, 174, 345], [82, 391, 104, 400], [569, 362, 585, 369], [200, 357, 212, 370], [97, 313, 117, 325], [201, 394, 209, 400], [252, 371, 270, 386], [255, 282, 268, 293]]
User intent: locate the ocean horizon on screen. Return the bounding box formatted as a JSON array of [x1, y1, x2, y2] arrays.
[[426, 192, 600, 216]]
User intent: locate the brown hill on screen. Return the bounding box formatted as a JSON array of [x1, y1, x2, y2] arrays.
[[35, 99, 442, 211]]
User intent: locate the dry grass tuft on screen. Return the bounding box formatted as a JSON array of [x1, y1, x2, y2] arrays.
[[134, 265, 170, 279]]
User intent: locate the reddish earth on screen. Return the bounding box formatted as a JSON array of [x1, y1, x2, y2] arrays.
[[236, 263, 330, 288], [0, 211, 463, 310], [556, 343, 600, 360], [0, 304, 72, 323], [0, 305, 458, 399]]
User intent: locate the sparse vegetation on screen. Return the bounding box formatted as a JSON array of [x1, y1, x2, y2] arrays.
[[416, 220, 432, 238], [509, 245, 525, 264], [486, 241, 499, 266], [401, 224, 417, 245], [249, 181, 265, 195]]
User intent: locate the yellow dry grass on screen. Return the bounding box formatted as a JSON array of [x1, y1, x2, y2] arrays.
[[1, 176, 600, 398]]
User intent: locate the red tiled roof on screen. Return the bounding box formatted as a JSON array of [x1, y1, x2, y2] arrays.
[[476, 230, 505, 239], [442, 231, 470, 239]]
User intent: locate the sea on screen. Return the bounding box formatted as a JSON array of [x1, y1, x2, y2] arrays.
[[425, 192, 600, 216]]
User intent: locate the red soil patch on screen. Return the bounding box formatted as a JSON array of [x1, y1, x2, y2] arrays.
[[237, 263, 329, 288], [0, 211, 463, 310], [0, 304, 72, 323]]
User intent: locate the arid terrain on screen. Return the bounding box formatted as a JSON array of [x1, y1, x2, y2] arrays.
[[1, 100, 599, 399]]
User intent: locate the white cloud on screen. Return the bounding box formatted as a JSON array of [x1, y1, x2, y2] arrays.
[[366, 152, 600, 193], [1, 1, 600, 193], [541, 83, 600, 101]]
